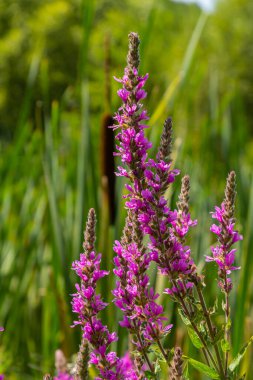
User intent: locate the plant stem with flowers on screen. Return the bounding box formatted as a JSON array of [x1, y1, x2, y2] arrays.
[[206, 171, 243, 378], [109, 31, 246, 380], [71, 208, 139, 380], [112, 31, 219, 376], [113, 209, 172, 372], [60, 31, 249, 380]]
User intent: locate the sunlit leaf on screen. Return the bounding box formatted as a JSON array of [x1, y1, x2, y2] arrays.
[[187, 326, 204, 349], [188, 358, 220, 379], [229, 336, 253, 373]]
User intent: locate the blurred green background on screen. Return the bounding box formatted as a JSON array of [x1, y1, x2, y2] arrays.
[[0, 0, 252, 378]]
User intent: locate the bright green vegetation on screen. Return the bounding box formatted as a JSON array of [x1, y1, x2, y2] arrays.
[[0, 0, 252, 378]]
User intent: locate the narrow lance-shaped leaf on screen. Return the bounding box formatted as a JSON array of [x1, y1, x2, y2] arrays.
[[187, 326, 204, 349], [188, 358, 220, 379], [228, 336, 253, 373]]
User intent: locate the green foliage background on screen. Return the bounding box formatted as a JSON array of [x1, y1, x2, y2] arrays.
[[0, 0, 253, 378]]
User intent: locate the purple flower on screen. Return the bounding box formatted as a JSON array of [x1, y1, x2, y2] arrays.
[[71, 209, 138, 379], [54, 374, 73, 380], [112, 37, 200, 371], [136, 89, 147, 101], [117, 89, 130, 102], [206, 172, 243, 292], [113, 212, 172, 362], [164, 281, 194, 297], [112, 37, 197, 302]]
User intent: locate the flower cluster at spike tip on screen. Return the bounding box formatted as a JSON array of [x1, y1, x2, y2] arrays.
[[112, 32, 198, 300], [206, 171, 243, 292]]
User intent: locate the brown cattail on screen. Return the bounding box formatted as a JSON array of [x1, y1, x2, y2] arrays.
[[100, 34, 116, 224], [104, 34, 111, 113], [100, 114, 116, 224]]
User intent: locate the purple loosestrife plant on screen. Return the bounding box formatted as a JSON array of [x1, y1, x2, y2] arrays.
[[206, 172, 243, 377], [71, 209, 138, 380], [112, 32, 210, 374], [112, 33, 198, 303], [206, 171, 242, 292], [109, 32, 247, 380], [65, 32, 249, 380]]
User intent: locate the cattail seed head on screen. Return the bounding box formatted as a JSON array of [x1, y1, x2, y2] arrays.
[[101, 113, 116, 224]]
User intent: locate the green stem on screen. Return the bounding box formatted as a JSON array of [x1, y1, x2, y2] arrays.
[[156, 337, 170, 365], [133, 320, 155, 374], [177, 289, 219, 372], [224, 274, 230, 378], [196, 286, 226, 379], [149, 323, 170, 365], [153, 212, 218, 371]]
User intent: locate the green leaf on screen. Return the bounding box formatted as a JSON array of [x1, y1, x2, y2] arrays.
[[178, 308, 191, 326], [212, 328, 225, 345], [154, 359, 161, 374], [149, 343, 167, 362], [188, 358, 220, 379], [183, 362, 190, 380], [226, 317, 232, 331], [221, 339, 231, 353], [144, 371, 157, 379], [229, 336, 253, 373], [187, 326, 204, 349], [167, 348, 175, 362], [209, 299, 218, 315], [192, 308, 205, 325]]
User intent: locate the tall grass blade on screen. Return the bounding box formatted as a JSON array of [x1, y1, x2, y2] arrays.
[[149, 11, 208, 131], [233, 174, 253, 355]]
